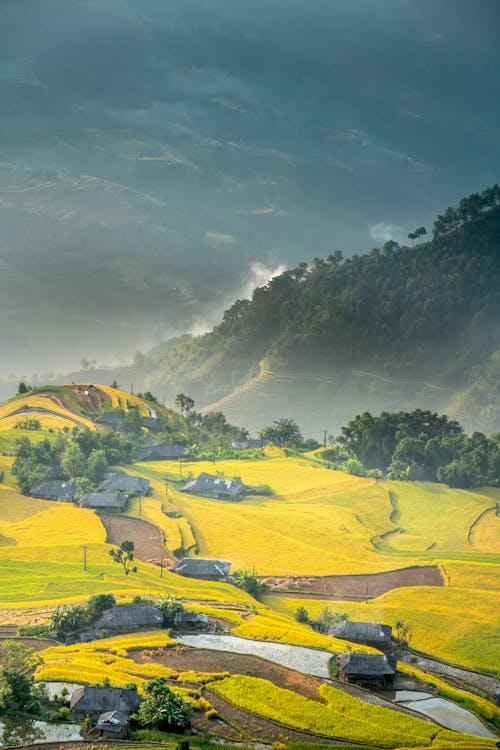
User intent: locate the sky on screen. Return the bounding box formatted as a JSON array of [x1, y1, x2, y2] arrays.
[[0, 0, 499, 375]]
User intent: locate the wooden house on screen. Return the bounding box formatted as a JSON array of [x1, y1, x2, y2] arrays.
[[97, 474, 150, 495], [30, 480, 76, 503], [70, 686, 141, 721], [329, 621, 392, 650], [95, 709, 130, 738], [135, 443, 186, 461], [78, 492, 128, 513], [173, 557, 231, 581], [173, 611, 209, 630], [94, 603, 163, 634], [181, 472, 246, 500], [337, 653, 396, 686], [94, 412, 124, 429], [141, 416, 165, 433]]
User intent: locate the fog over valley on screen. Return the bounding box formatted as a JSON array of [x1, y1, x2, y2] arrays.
[[1, 0, 500, 381]]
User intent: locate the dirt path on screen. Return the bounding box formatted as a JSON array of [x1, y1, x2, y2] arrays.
[[265, 564, 443, 600], [100, 514, 172, 566]]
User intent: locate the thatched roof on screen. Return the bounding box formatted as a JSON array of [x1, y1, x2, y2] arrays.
[[97, 474, 150, 495], [97, 709, 130, 731], [173, 557, 231, 578], [96, 603, 163, 630], [231, 439, 270, 450], [174, 611, 209, 625], [70, 686, 141, 715], [30, 480, 76, 502], [181, 472, 246, 500], [141, 417, 165, 432], [329, 621, 392, 643], [95, 412, 124, 428], [79, 492, 128, 510], [338, 653, 396, 676], [136, 443, 186, 461]]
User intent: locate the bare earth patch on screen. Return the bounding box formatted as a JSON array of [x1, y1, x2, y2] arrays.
[[100, 514, 172, 566], [265, 564, 443, 600]]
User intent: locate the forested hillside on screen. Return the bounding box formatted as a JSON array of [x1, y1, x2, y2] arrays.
[[133, 187, 500, 435]]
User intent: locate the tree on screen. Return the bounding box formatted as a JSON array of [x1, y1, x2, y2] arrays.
[[132, 677, 193, 730], [109, 540, 137, 575], [110, 380, 119, 389], [50, 604, 87, 637], [259, 418, 303, 448], [232, 569, 265, 600], [157, 595, 184, 627], [17, 382, 30, 395], [295, 606, 309, 624], [85, 593, 116, 623], [60, 443, 86, 479], [86, 449, 108, 483], [120, 407, 143, 436], [175, 393, 195, 416]]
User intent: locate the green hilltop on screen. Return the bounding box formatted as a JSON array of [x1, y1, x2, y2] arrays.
[[125, 187, 500, 436]]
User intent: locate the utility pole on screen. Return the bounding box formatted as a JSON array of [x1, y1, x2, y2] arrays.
[[130, 383, 134, 394], [324, 430, 327, 448]]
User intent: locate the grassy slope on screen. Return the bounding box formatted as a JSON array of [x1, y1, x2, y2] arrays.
[[128, 454, 499, 672]]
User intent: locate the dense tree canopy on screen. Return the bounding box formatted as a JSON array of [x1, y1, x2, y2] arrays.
[[335, 409, 500, 488], [139, 188, 500, 431]]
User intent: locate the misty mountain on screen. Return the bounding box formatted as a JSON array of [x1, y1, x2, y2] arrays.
[[126, 189, 500, 437], [1, 0, 500, 374]]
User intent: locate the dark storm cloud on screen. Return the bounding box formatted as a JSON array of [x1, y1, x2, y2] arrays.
[[0, 0, 499, 375]]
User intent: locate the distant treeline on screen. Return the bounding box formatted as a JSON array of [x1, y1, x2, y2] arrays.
[[140, 187, 500, 428], [332, 409, 500, 489]]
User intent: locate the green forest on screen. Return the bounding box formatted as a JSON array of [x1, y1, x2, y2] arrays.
[[134, 186, 500, 433]]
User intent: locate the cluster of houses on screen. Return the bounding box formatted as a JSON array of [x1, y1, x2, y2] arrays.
[[30, 471, 151, 513], [329, 620, 397, 686]]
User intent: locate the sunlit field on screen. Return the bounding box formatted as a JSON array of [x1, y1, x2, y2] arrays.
[[210, 675, 496, 748], [266, 571, 500, 673], [0, 388, 497, 683]]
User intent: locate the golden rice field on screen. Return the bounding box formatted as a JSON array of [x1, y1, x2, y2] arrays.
[[0, 388, 497, 685], [0, 393, 96, 431], [136, 456, 498, 574], [94, 384, 151, 415], [232, 607, 375, 653], [209, 675, 496, 748], [265, 571, 500, 672]]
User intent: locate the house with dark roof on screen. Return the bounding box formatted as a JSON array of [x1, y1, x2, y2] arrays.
[[173, 611, 209, 630], [30, 480, 76, 503], [141, 416, 165, 433], [135, 443, 186, 461], [181, 472, 247, 500], [329, 621, 392, 650], [96, 709, 130, 738], [173, 557, 231, 581], [95, 603, 163, 634], [337, 653, 397, 686], [231, 438, 270, 450], [97, 474, 150, 496], [70, 686, 141, 721], [95, 412, 124, 429], [78, 492, 128, 513]]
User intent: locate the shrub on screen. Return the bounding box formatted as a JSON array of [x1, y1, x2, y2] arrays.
[[205, 708, 218, 720]]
